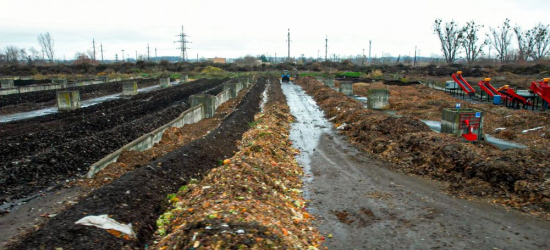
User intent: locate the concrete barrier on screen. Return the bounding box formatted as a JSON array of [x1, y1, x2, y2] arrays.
[[159, 77, 170, 88], [324, 77, 335, 88], [441, 108, 484, 141], [190, 94, 216, 118], [339, 81, 353, 96], [0, 88, 19, 95], [367, 89, 389, 110], [122, 82, 138, 96], [223, 82, 243, 98], [52, 79, 68, 88], [181, 74, 189, 83], [1, 79, 14, 89], [57, 90, 81, 110]]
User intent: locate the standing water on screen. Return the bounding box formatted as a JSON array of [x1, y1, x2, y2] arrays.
[[281, 82, 331, 197]]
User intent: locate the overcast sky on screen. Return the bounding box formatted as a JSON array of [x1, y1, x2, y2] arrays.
[[1, 0, 549, 61]]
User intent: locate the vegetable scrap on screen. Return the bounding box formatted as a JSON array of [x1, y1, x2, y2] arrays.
[[152, 80, 323, 249]]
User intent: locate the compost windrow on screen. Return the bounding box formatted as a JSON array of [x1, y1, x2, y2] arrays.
[[0, 78, 227, 203], [0, 78, 158, 111], [11, 79, 265, 250]]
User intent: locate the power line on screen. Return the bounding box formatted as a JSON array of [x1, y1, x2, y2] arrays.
[[175, 26, 191, 62]]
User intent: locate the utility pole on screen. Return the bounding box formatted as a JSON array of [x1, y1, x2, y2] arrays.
[[275, 53, 277, 63], [175, 26, 191, 62], [115, 53, 118, 62], [155, 48, 157, 62], [92, 39, 96, 61], [147, 44, 150, 61], [362, 49, 365, 66], [325, 35, 328, 61], [100, 43, 104, 63], [414, 46, 417, 66], [369, 40, 372, 64], [196, 53, 198, 62], [317, 50, 320, 61], [121, 50, 125, 61], [287, 28, 291, 60]]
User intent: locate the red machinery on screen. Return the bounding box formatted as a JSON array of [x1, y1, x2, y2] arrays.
[[503, 88, 533, 108], [459, 112, 481, 141], [451, 71, 476, 98], [530, 78, 550, 106], [477, 78, 509, 102]]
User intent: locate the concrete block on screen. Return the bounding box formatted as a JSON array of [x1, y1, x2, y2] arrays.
[[57, 90, 81, 110], [339, 81, 353, 96], [159, 77, 170, 88], [190, 94, 216, 118], [181, 74, 189, 83], [1, 79, 14, 89], [367, 89, 389, 110], [324, 77, 335, 88], [441, 108, 484, 141], [223, 82, 240, 98], [122, 82, 138, 96]]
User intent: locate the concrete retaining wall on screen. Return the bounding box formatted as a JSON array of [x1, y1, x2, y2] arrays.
[[86, 79, 253, 178], [86, 105, 204, 178], [223, 82, 243, 98], [190, 94, 216, 118], [1, 79, 14, 89], [215, 89, 231, 109], [0, 79, 121, 96]]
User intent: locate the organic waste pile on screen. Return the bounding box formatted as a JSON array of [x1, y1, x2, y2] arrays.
[[352, 82, 550, 149], [297, 77, 550, 216], [0, 78, 159, 114], [9, 79, 265, 250], [0, 78, 226, 203], [153, 81, 324, 249]]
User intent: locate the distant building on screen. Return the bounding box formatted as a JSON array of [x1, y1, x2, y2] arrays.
[[208, 57, 226, 64]]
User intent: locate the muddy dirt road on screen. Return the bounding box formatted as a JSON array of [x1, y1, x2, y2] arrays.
[[282, 82, 550, 249]]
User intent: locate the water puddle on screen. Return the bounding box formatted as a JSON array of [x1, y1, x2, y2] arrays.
[[0, 84, 165, 123], [281, 81, 331, 197]]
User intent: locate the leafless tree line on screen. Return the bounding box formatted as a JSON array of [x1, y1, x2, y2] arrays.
[[434, 19, 550, 64], [0, 32, 55, 65]]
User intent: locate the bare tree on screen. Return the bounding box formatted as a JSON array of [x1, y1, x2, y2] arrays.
[[531, 23, 550, 62], [38, 32, 55, 62], [433, 19, 463, 64], [462, 21, 487, 64], [487, 19, 512, 63], [514, 26, 535, 62], [4, 46, 20, 65]]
